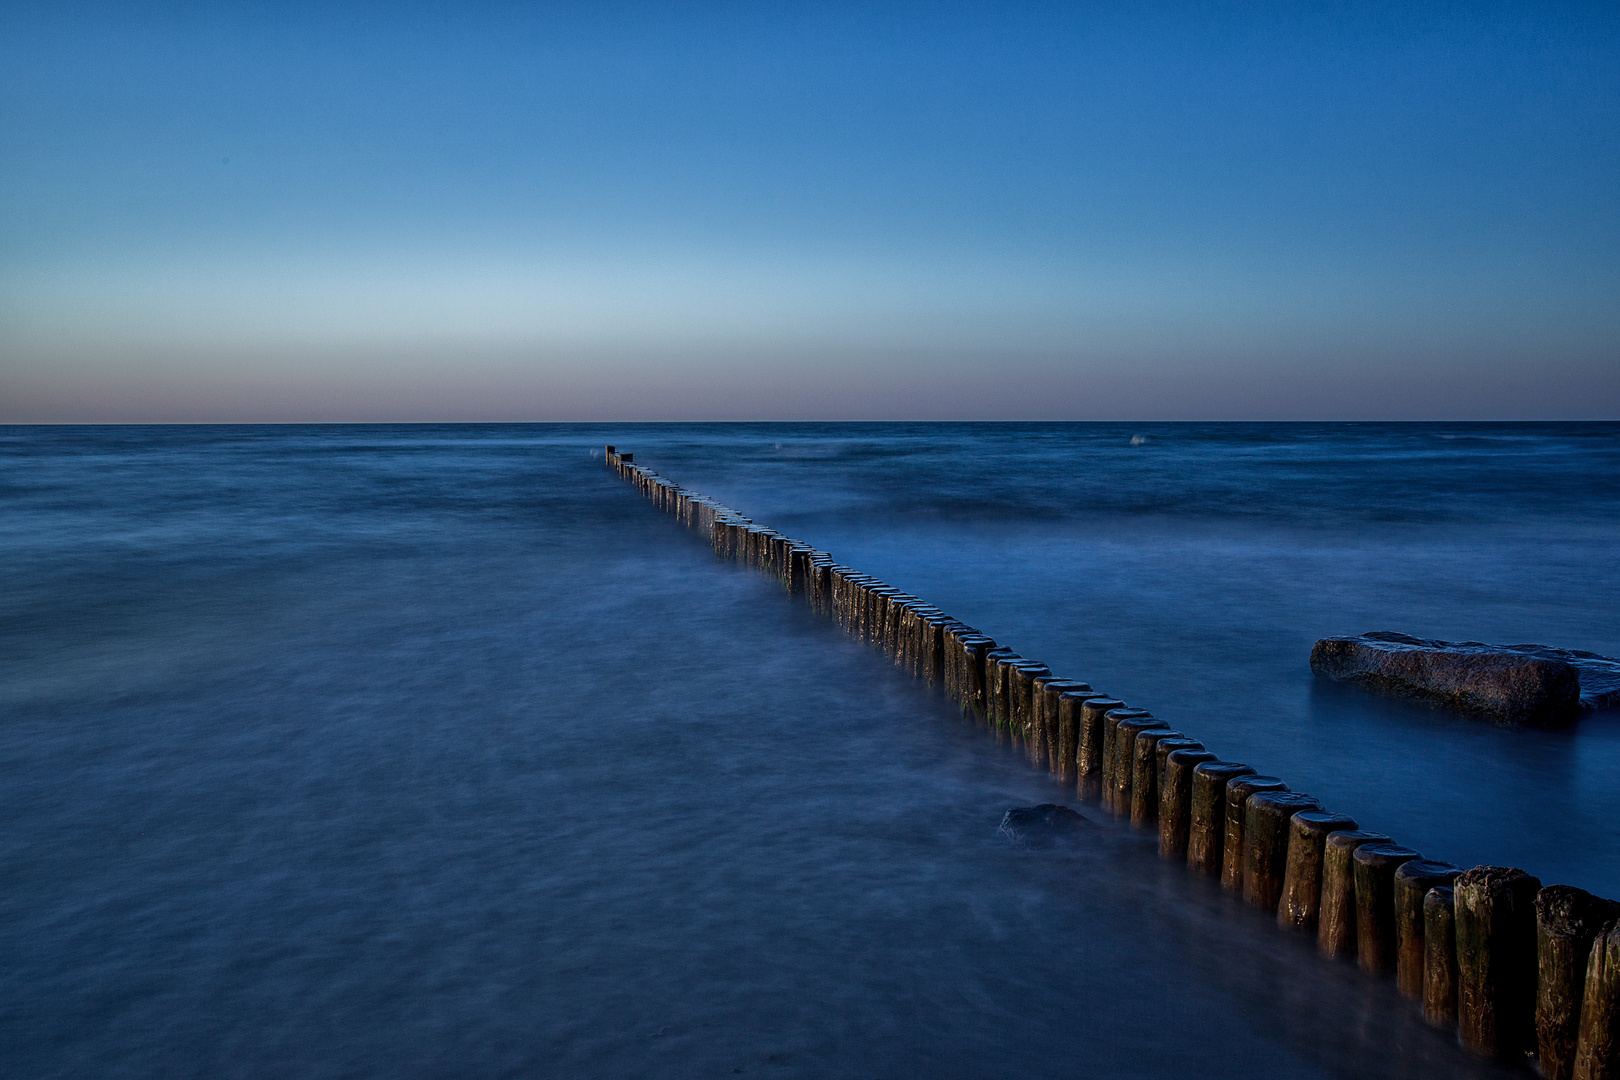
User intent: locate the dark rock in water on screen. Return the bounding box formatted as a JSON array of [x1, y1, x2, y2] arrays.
[[1310, 631, 1620, 726], [998, 804, 1088, 846]]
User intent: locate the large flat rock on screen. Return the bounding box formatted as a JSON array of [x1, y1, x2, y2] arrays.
[[1310, 631, 1620, 726]]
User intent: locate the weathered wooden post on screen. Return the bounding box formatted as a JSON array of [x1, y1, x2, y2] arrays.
[[1454, 865, 1542, 1058], [983, 651, 1006, 736], [1010, 661, 1051, 752], [1038, 681, 1091, 776], [1024, 671, 1052, 765], [1100, 708, 1155, 814], [1537, 886, 1620, 1079], [1130, 728, 1185, 827], [1187, 762, 1253, 877], [1394, 860, 1462, 997], [1221, 775, 1288, 892], [1108, 712, 1165, 818], [1160, 748, 1217, 860], [961, 638, 999, 720], [1055, 690, 1104, 785], [921, 614, 952, 685], [1354, 843, 1420, 975], [1028, 674, 1077, 768], [985, 653, 1017, 733], [947, 628, 986, 706], [1278, 810, 1359, 930], [1426, 885, 1460, 1029], [1153, 737, 1203, 791], [1574, 920, 1620, 1080], [1318, 831, 1392, 959], [1076, 698, 1124, 802], [1243, 792, 1323, 911]]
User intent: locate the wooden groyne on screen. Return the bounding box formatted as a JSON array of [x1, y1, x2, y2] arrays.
[[604, 445, 1620, 1076]]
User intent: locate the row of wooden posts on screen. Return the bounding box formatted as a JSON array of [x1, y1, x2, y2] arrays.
[[605, 445, 1620, 1078]]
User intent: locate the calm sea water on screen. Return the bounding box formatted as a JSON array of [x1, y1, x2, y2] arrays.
[[3, 422, 1617, 1079]]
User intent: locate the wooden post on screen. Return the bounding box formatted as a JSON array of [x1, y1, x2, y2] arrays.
[[1160, 749, 1217, 860], [1243, 792, 1323, 911], [1010, 662, 1051, 753], [1455, 865, 1542, 1058], [1278, 810, 1359, 930], [1354, 844, 1420, 975], [1153, 737, 1203, 794], [1575, 920, 1620, 1080], [1029, 675, 1082, 769], [963, 641, 1003, 721], [1100, 708, 1155, 814], [1056, 691, 1104, 785], [1107, 712, 1165, 818], [1426, 886, 1460, 1029], [1039, 681, 1091, 777], [1394, 860, 1462, 998], [1188, 762, 1253, 877], [985, 652, 1017, 734], [1318, 831, 1392, 959], [948, 629, 986, 707], [1221, 775, 1288, 892], [1130, 728, 1184, 827], [1537, 886, 1620, 1079], [1025, 671, 1053, 765], [1076, 698, 1124, 802]]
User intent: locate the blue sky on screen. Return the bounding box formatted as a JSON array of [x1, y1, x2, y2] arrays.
[[2, 2, 1616, 420]]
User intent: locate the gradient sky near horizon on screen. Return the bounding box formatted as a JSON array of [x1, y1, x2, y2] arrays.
[[3, 2, 1617, 421]]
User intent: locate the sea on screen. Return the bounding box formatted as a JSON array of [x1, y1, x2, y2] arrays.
[[3, 422, 1617, 1079]]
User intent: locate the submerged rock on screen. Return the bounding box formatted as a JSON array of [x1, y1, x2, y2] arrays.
[[998, 804, 1088, 847], [1310, 631, 1620, 726]]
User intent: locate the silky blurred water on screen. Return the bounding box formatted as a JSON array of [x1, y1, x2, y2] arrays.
[[2, 422, 1616, 1079]]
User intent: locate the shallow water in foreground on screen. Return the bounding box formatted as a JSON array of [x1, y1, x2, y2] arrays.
[[2, 423, 1616, 1078]]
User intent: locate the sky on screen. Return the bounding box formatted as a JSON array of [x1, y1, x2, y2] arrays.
[[2, 2, 1617, 421]]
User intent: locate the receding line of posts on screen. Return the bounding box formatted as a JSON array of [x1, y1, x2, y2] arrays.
[[602, 445, 1620, 1078]]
